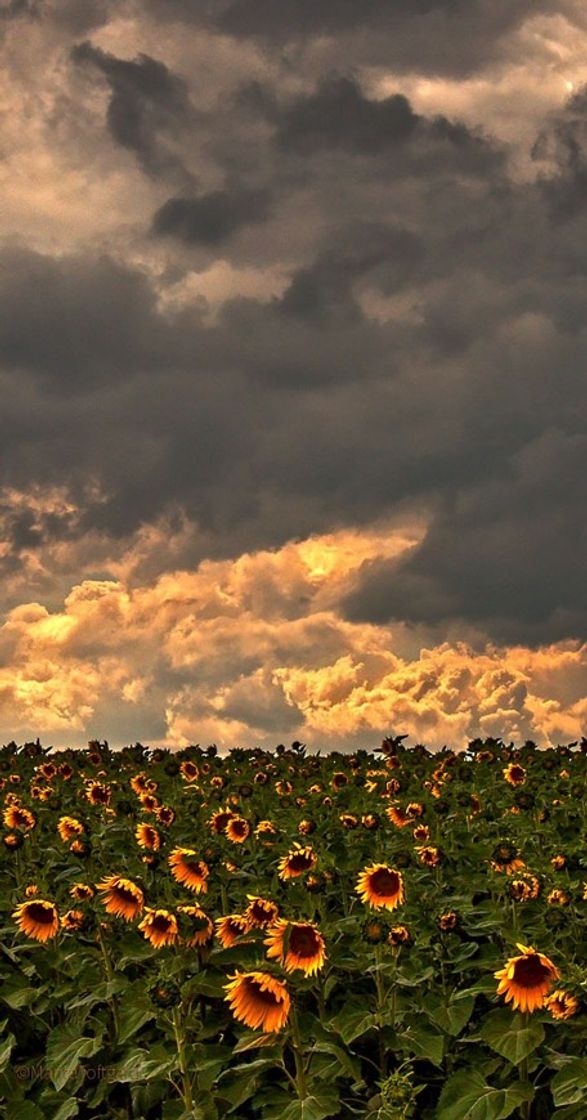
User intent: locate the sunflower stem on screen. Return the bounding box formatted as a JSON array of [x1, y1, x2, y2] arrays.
[[172, 1005, 194, 1114], [96, 923, 120, 1038], [374, 944, 388, 1077], [220, 883, 229, 913], [290, 1004, 307, 1100], [518, 1011, 530, 1120]]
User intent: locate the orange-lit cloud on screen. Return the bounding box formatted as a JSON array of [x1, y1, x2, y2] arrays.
[[0, 510, 584, 750]]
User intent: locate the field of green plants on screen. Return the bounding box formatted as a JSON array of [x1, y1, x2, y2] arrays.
[[1, 735, 586, 1120]]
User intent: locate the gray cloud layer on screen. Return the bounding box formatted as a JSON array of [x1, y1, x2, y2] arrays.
[[0, 0, 586, 657]]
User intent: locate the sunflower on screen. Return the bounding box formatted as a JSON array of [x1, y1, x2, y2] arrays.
[[439, 911, 459, 931], [490, 843, 525, 875], [177, 904, 215, 947], [550, 855, 566, 870], [38, 762, 56, 781], [209, 807, 234, 835], [97, 875, 144, 921], [362, 918, 388, 944], [32, 786, 52, 801], [25, 884, 39, 897], [509, 879, 531, 902], [545, 990, 579, 1021], [13, 899, 59, 941], [224, 971, 290, 1032], [225, 816, 250, 843], [331, 772, 348, 790], [139, 792, 159, 812], [180, 761, 199, 782], [277, 844, 317, 880], [135, 823, 161, 851], [168, 848, 209, 893], [146, 802, 168, 826], [412, 824, 430, 843], [130, 772, 149, 795], [245, 896, 280, 929], [3, 833, 21, 849], [494, 943, 560, 1013], [3, 805, 35, 831], [340, 813, 358, 829], [503, 763, 526, 786], [386, 806, 411, 828], [417, 845, 441, 867], [356, 864, 405, 910], [57, 816, 84, 842], [61, 909, 86, 931], [86, 782, 111, 806], [138, 908, 179, 948], [254, 819, 277, 837], [388, 924, 411, 946], [298, 819, 315, 836], [265, 919, 326, 976], [547, 889, 570, 906], [361, 814, 380, 831], [216, 913, 252, 948], [70, 882, 94, 902]]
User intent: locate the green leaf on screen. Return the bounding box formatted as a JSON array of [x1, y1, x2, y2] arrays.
[[551, 1060, 587, 1107], [1, 982, 38, 1009], [112, 1045, 176, 1082], [329, 1000, 377, 1044], [5, 1104, 45, 1120], [51, 1102, 79, 1120], [398, 1022, 445, 1067], [437, 1070, 533, 1120], [232, 1031, 280, 1053], [0, 1032, 16, 1072], [117, 987, 156, 1044], [309, 1040, 363, 1087], [480, 1009, 544, 1065], [45, 1026, 104, 1092], [427, 994, 476, 1036], [280, 1089, 340, 1120]]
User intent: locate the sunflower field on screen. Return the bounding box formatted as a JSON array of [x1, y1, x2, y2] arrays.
[[1, 735, 587, 1120]]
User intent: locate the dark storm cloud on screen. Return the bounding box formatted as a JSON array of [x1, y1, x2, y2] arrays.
[[152, 185, 272, 245], [532, 85, 587, 222], [70, 41, 194, 183], [0, 0, 39, 20], [145, 0, 553, 76], [0, 246, 168, 386], [343, 428, 587, 645], [1, 0, 586, 657], [269, 76, 501, 183]]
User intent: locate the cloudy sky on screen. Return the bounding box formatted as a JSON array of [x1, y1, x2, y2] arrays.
[[1, 0, 586, 751]]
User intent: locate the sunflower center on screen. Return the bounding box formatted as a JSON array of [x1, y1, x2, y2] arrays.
[[26, 903, 55, 924], [288, 853, 312, 872], [370, 868, 400, 896], [151, 914, 172, 932], [114, 885, 140, 905], [245, 979, 282, 1007], [513, 955, 551, 988], [289, 925, 320, 957], [214, 813, 232, 831]]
